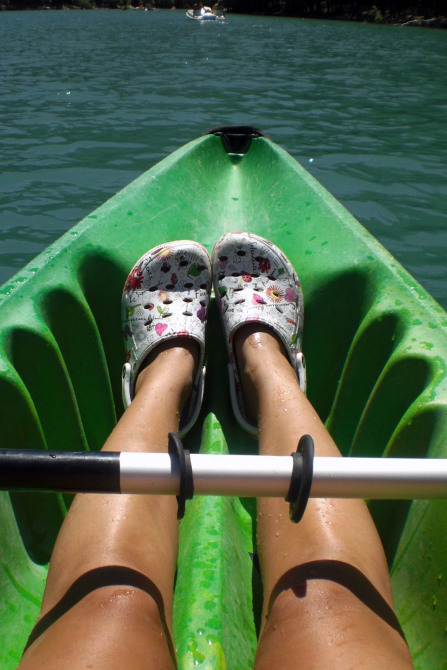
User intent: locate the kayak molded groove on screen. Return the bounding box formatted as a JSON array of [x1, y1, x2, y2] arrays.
[[1, 131, 447, 668], [174, 415, 257, 670]]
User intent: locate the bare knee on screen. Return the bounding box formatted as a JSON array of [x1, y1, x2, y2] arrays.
[[256, 582, 413, 670], [20, 587, 175, 670]]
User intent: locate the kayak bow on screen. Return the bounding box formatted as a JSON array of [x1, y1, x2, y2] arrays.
[[1, 127, 446, 669]]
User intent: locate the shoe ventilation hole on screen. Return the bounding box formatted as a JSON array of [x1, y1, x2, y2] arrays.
[[236, 250, 246, 256], [179, 260, 188, 267], [197, 265, 207, 272], [231, 272, 240, 277], [219, 255, 228, 262], [183, 297, 193, 303], [183, 311, 193, 317], [267, 275, 276, 281], [234, 299, 245, 305], [161, 263, 171, 273], [252, 273, 260, 278], [200, 283, 208, 289], [149, 286, 158, 292], [166, 284, 175, 290], [233, 287, 244, 292], [162, 312, 172, 318], [185, 282, 193, 289], [144, 303, 153, 309], [218, 273, 225, 281], [163, 299, 173, 305]]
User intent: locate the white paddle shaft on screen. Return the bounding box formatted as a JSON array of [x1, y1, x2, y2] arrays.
[[119, 453, 447, 499]]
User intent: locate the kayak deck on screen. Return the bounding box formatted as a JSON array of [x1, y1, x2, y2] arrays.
[[1, 130, 447, 668]]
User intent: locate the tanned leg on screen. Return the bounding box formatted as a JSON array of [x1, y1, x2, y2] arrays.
[[235, 325, 414, 670], [19, 340, 198, 670]]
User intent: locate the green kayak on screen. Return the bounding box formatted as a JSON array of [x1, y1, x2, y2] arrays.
[[1, 127, 447, 669]]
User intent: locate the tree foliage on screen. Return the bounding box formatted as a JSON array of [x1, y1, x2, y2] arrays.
[[231, 0, 446, 22]]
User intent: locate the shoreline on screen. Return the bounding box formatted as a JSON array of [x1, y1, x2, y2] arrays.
[[1, 3, 446, 28]]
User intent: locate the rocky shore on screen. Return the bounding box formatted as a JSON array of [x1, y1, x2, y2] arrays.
[[398, 16, 447, 27]]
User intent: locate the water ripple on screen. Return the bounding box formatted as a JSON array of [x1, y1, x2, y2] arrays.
[[1, 10, 446, 305]]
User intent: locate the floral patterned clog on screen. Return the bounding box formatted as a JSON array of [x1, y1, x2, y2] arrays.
[[122, 240, 211, 436], [211, 232, 306, 435]]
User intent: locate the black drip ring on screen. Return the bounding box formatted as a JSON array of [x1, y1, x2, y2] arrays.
[[168, 432, 194, 520], [286, 434, 315, 523]]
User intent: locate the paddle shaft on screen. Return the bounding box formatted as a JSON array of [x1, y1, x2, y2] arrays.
[[1, 450, 447, 499]]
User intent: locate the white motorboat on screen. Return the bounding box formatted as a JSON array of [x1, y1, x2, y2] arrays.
[[186, 6, 226, 20]]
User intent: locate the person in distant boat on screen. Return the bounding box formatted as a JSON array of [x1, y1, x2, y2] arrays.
[[18, 234, 415, 670], [192, 0, 203, 15], [212, 1, 224, 14]]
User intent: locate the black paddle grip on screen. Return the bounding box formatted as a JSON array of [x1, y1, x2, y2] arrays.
[[0, 449, 120, 493]]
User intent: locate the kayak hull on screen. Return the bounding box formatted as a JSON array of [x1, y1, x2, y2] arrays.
[[1, 129, 447, 668]]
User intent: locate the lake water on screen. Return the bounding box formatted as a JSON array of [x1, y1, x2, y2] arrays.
[[1, 10, 446, 306]]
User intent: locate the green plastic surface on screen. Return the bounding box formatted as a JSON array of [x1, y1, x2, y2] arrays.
[[1, 133, 447, 668]]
